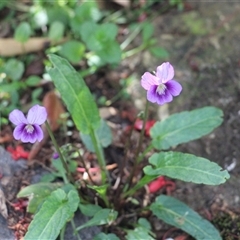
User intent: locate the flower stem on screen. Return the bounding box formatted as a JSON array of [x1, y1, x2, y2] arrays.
[[137, 143, 154, 163], [127, 100, 150, 190], [89, 128, 108, 183], [45, 121, 73, 183], [114, 117, 137, 207], [71, 219, 82, 240]]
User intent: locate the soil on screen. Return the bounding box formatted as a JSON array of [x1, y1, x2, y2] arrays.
[[1, 1, 240, 239]]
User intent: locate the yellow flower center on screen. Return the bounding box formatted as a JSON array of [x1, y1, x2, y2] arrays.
[[25, 124, 34, 133], [156, 84, 167, 95]]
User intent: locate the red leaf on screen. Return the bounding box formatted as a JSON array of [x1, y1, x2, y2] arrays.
[[7, 145, 29, 160], [148, 176, 176, 193], [134, 119, 156, 137]]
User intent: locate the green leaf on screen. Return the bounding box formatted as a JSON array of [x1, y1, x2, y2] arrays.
[[150, 195, 222, 240], [76, 209, 118, 231], [87, 184, 108, 203], [17, 182, 62, 213], [79, 21, 99, 49], [138, 218, 151, 230], [25, 76, 41, 86], [48, 21, 65, 41], [59, 40, 85, 64], [25, 189, 79, 240], [40, 173, 56, 183], [94, 233, 120, 240], [151, 107, 223, 150], [97, 41, 121, 64], [97, 23, 118, 41], [79, 22, 119, 56], [142, 22, 154, 42], [70, 1, 101, 34], [80, 119, 112, 152], [4, 59, 24, 81], [144, 151, 230, 185], [124, 175, 156, 197], [14, 22, 31, 43], [126, 218, 155, 240], [52, 158, 66, 176], [48, 54, 100, 134], [79, 203, 102, 217], [46, 6, 69, 26], [31, 88, 43, 101], [0, 0, 7, 10], [149, 46, 169, 59], [0, 82, 24, 92]]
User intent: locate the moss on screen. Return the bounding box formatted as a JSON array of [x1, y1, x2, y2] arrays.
[[212, 212, 240, 240]]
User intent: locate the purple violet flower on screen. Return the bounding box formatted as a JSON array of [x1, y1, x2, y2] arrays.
[[141, 62, 182, 105], [9, 105, 47, 143]]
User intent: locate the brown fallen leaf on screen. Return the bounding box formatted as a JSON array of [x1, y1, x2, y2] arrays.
[[28, 91, 65, 160], [0, 37, 67, 57], [42, 91, 66, 131], [0, 134, 13, 143]]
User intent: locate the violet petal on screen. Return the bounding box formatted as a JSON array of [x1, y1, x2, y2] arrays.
[[147, 85, 158, 103], [13, 124, 26, 140], [156, 90, 173, 105], [27, 105, 47, 125], [9, 110, 27, 125], [33, 124, 44, 142], [21, 128, 37, 143], [156, 62, 174, 83], [141, 72, 159, 90], [165, 80, 182, 96]]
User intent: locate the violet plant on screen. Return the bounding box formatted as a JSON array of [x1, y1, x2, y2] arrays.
[[13, 55, 229, 240]]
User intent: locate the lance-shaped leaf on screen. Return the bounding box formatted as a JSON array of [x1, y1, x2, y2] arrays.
[[94, 233, 120, 240], [150, 195, 222, 240], [150, 107, 223, 150], [48, 54, 100, 134], [126, 218, 155, 240], [144, 152, 229, 185], [24, 189, 79, 240], [17, 182, 62, 213], [80, 119, 112, 152], [76, 209, 118, 231]]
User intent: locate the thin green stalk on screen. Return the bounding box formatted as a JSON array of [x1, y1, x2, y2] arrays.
[[120, 25, 142, 50], [105, 88, 125, 106], [123, 175, 156, 198], [137, 143, 154, 163], [45, 121, 73, 183], [114, 116, 137, 207], [133, 100, 150, 165], [122, 43, 147, 59], [60, 223, 66, 240], [71, 219, 82, 240], [89, 128, 108, 183], [127, 100, 150, 190]]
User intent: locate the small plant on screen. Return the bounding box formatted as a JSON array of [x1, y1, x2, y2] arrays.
[[10, 56, 229, 240]]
